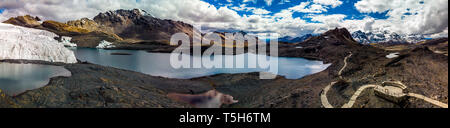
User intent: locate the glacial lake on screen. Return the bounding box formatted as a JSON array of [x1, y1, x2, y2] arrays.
[[0, 63, 71, 95], [71, 48, 331, 79]]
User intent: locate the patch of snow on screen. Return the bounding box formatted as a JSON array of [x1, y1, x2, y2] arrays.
[[59, 36, 77, 47], [295, 46, 303, 49], [96, 40, 116, 49], [0, 23, 77, 63], [386, 52, 400, 59]]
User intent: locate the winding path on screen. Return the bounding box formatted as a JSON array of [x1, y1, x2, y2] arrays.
[[338, 53, 352, 79], [341, 85, 376, 108], [407, 93, 448, 108], [321, 53, 352, 108], [321, 82, 337, 108], [319, 53, 448, 108]]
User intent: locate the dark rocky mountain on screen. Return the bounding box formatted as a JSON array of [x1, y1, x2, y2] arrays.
[[92, 9, 195, 43], [278, 28, 372, 63]]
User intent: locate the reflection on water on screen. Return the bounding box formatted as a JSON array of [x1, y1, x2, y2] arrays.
[[0, 63, 71, 95], [72, 48, 331, 79]]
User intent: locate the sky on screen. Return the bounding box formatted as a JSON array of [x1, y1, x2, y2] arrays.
[[0, 0, 448, 38]]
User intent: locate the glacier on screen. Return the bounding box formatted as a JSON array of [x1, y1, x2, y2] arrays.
[[0, 23, 77, 63]]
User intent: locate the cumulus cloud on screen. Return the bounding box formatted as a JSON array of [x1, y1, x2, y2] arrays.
[[231, 4, 271, 15], [354, 0, 448, 35], [0, 0, 241, 24], [308, 14, 347, 22], [252, 8, 271, 15]]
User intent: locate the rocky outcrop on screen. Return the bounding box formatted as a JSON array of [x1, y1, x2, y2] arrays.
[[67, 18, 112, 33], [41, 20, 90, 34]]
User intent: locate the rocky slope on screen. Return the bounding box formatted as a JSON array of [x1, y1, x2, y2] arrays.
[[419, 38, 448, 56]]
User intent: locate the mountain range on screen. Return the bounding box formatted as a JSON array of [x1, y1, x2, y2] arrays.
[[278, 30, 427, 44], [351, 30, 427, 44], [278, 34, 315, 43]]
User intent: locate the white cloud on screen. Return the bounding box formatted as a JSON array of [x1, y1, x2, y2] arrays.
[[354, 0, 448, 35], [313, 0, 343, 8], [231, 4, 271, 15], [289, 2, 327, 13], [308, 14, 347, 23], [0, 0, 242, 24], [252, 8, 271, 15]]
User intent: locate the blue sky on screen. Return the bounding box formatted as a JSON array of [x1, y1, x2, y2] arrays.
[[204, 0, 389, 22]]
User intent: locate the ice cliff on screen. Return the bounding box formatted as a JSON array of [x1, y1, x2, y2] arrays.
[[0, 23, 77, 63]]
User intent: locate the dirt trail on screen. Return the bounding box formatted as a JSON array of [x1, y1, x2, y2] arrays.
[[407, 93, 448, 108]]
